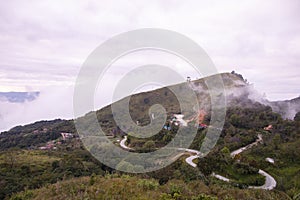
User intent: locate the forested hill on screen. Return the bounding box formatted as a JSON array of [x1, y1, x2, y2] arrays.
[[1, 72, 246, 150], [0, 72, 299, 199], [0, 119, 76, 150], [1, 72, 298, 151]]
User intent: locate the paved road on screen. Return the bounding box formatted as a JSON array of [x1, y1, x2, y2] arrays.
[[119, 136, 133, 150], [119, 133, 276, 190], [230, 134, 263, 158], [249, 169, 277, 190], [119, 138, 200, 167], [211, 172, 230, 182], [177, 148, 201, 167], [214, 134, 276, 190], [184, 155, 198, 168], [177, 148, 200, 155]]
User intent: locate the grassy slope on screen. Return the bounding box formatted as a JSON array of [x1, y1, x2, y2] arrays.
[[10, 174, 289, 200], [0, 148, 105, 200]]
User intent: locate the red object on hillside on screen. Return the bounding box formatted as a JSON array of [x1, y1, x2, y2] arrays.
[[198, 123, 208, 129]]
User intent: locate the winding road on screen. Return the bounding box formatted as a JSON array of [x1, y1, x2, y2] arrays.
[[119, 136, 200, 167], [119, 132, 276, 190], [177, 148, 202, 167], [230, 134, 263, 158], [249, 169, 277, 190], [120, 136, 133, 150], [214, 134, 276, 190]]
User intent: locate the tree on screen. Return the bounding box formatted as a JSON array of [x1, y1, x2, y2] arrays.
[[221, 146, 230, 154], [198, 156, 215, 176], [143, 140, 156, 151], [273, 133, 281, 150], [221, 146, 231, 164], [4, 150, 17, 169], [229, 114, 240, 127], [116, 161, 134, 172], [294, 111, 300, 121], [162, 133, 172, 144]]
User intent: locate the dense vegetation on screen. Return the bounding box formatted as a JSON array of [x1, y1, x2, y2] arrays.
[[10, 174, 290, 200], [0, 147, 106, 199], [0, 73, 299, 199], [0, 119, 76, 150]]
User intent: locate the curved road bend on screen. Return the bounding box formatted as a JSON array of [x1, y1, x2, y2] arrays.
[[119, 133, 276, 190]]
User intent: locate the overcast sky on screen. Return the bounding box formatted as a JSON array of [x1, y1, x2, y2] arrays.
[[1, 0, 299, 100], [0, 0, 299, 118]]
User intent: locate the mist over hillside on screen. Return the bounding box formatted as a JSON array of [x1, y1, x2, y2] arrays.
[[225, 83, 299, 120], [0, 72, 298, 133], [268, 97, 300, 119], [189, 72, 299, 120]]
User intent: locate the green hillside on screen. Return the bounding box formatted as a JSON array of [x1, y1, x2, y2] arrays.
[[0, 72, 299, 199], [10, 174, 289, 200]]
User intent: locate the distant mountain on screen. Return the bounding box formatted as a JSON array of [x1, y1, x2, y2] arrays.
[[0, 91, 39, 103], [267, 96, 300, 120]]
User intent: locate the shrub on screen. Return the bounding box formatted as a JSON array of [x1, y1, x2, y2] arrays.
[[137, 179, 159, 190], [191, 194, 218, 200]]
